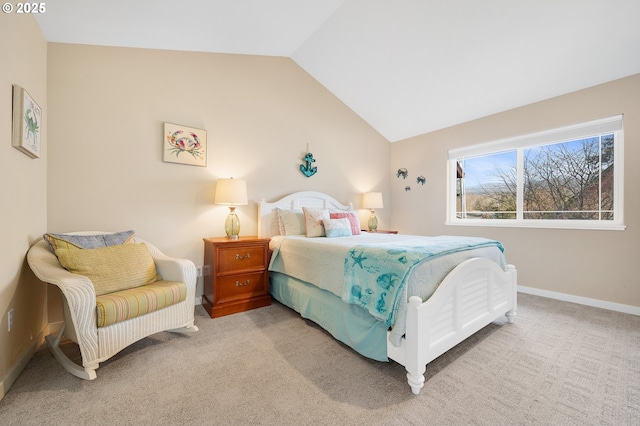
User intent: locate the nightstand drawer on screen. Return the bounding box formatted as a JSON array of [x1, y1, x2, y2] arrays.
[[216, 246, 267, 273], [216, 271, 268, 304]]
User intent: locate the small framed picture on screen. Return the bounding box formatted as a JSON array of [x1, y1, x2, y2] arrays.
[[163, 122, 207, 167], [12, 84, 42, 158]]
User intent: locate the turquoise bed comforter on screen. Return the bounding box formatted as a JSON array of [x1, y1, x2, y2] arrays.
[[343, 236, 504, 327], [268, 233, 506, 356]]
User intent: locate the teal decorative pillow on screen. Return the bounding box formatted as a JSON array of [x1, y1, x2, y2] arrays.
[[323, 218, 353, 238]]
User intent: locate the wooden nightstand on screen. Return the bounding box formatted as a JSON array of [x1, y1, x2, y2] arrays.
[[202, 236, 271, 318], [362, 230, 398, 234]]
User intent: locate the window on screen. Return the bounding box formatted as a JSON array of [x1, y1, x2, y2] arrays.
[[447, 115, 624, 230]]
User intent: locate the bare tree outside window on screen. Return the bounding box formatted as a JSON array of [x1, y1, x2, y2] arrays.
[[456, 134, 615, 221], [523, 135, 614, 220]]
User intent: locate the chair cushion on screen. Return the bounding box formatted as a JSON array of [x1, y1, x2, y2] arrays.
[[96, 280, 187, 327], [44, 230, 135, 252], [55, 243, 162, 296]]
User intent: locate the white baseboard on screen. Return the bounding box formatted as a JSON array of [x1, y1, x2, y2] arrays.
[[0, 326, 48, 401], [518, 285, 640, 316]]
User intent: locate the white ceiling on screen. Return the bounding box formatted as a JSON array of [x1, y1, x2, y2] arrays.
[[35, 0, 640, 142]]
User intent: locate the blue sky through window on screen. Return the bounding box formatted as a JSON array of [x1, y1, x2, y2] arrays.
[[461, 151, 516, 191]]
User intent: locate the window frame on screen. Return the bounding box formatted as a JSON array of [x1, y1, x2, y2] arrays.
[[446, 115, 625, 231]]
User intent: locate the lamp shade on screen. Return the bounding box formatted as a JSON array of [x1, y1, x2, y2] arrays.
[[362, 192, 383, 209], [214, 178, 248, 206]]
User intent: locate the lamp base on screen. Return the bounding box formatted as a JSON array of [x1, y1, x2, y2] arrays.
[[225, 207, 241, 239], [368, 211, 378, 232]]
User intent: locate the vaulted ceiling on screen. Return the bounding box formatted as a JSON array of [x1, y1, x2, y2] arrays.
[[35, 0, 640, 142]]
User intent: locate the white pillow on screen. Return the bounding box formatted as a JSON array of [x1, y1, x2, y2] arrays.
[[323, 218, 353, 238], [275, 208, 305, 235], [302, 207, 330, 237]]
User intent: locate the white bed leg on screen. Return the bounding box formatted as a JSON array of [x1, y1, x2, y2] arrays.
[[407, 369, 426, 395], [405, 296, 426, 395], [505, 264, 517, 324]]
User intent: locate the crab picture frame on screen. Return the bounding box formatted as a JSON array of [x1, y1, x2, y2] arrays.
[[12, 84, 42, 159], [163, 122, 207, 167]]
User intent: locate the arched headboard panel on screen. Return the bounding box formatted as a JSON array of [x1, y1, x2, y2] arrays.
[[257, 191, 353, 238]]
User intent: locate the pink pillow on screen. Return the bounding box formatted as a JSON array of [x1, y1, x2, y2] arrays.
[[330, 211, 361, 235]]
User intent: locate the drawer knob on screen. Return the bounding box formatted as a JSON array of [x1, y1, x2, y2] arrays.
[[235, 253, 251, 260], [235, 279, 251, 287]]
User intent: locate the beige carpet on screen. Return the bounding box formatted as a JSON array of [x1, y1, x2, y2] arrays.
[[0, 293, 638, 425]]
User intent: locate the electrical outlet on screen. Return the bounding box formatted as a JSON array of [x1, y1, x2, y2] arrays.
[[8, 309, 14, 332], [196, 266, 203, 277]]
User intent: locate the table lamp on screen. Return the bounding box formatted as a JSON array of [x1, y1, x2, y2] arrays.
[[214, 178, 248, 239], [362, 192, 383, 232]]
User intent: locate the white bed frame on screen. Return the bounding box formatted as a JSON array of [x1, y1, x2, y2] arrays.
[[258, 191, 517, 395]]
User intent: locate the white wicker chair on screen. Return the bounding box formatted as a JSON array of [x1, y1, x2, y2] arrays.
[[27, 232, 199, 380]]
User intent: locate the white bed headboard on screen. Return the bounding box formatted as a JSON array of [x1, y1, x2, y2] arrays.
[[258, 191, 353, 238]]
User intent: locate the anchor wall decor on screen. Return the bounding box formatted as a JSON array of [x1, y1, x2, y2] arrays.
[[300, 144, 317, 177]]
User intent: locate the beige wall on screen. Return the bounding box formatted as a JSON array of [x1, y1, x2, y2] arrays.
[[47, 43, 391, 294], [0, 14, 48, 395], [391, 74, 640, 307]]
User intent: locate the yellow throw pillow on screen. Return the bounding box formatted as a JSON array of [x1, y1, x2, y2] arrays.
[[55, 243, 162, 296]]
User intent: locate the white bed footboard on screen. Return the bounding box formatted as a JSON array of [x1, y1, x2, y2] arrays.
[[387, 258, 517, 395]]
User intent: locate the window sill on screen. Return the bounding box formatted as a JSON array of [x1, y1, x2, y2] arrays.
[[445, 220, 626, 231]]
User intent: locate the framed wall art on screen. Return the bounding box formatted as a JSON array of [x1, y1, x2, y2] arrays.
[[12, 84, 42, 158], [163, 122, 207, 167]]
